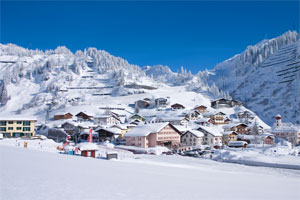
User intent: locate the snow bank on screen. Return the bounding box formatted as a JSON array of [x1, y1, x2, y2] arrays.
[[213, 146, 300, 170]]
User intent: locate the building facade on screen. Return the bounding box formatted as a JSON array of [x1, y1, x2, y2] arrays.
[[125, 123, 181, 148], [94, 115, 121, 126], [271, 114, 300, 145], [0, 117, 37, 137], [181, 130, 203, 146]]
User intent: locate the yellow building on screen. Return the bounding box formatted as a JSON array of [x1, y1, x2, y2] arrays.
[[0, 117, 37, 137]]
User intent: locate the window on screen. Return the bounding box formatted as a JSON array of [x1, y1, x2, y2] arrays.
[[0, 127, 6, 131], [23, 121, 31, 126], [17, 121, 22, 124], [8, 127, 13, 130], [23, 127, 31, 132], [16, 127, 22, 130], [0, 121, 6, 126], [8, 121, 13, 124]]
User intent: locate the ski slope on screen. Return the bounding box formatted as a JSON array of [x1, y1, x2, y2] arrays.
[[1, 145, 299, 200]]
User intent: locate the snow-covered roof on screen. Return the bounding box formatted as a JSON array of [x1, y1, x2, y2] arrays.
[[78, 142, 99, 151], [80, 131, 90, 135], [202, 111, 216, 116], [222, 131, 238, 135], [0, 116, 37, 121], [228, 141, 248, 147], [94, 115, 111, 118], [173, 125, 189, 132], [198, 118, 211, 123], [111, 124, 128, 130], [184, 130, 204, 137], [272, 125, 300, 133], [222, 123, 247, 129], [125, 122, 169, 137], [95, 127, 122, 134], [77, 122, 97, 128], [163, 117, 187, 122], [198, 125, 223, 137]]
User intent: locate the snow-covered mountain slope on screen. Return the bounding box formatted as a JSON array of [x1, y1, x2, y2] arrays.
[[1, 31, 298, 126], [143, 65, 229, 99], [209, 31, 300, 125], [0, 43, 225, 120]]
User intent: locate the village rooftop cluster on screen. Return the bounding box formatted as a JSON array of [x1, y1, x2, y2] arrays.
[[1, 97, 300, 158]]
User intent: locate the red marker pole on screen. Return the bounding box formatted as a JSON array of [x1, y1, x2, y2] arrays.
[[88, 128, 93, 143]]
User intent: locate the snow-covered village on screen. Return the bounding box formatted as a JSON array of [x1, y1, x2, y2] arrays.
[[1, 1, 300, 200]]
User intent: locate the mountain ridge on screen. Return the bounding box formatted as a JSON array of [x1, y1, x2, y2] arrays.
[[0, 30, 298, 125]]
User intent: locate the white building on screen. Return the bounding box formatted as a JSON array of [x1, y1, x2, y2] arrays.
[[181, 130, 204, 146], [94, 115, 121, 126], [271, 114, 300, 145], [197, 125, 223, 147], [155, 98, 168, 107]]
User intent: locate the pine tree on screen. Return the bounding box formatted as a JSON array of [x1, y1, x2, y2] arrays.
[[0, 80, 10, 106]]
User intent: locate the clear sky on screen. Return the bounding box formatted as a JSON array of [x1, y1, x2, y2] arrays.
[[1, 1, 299, 73]]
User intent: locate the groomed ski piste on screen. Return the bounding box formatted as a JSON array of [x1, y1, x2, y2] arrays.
[[0, 138, 300, 200]]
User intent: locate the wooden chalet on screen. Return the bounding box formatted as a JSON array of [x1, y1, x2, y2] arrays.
[[75, 112, 92, 121], [228, 141, 248, 148], [211, 112, 226, 124], [263, 135, 274, 145], [194, 105, 207, 113], [130, 114, 146, 122], [211, 98, 242, 109], [183, 110, 200, 121], [54, 113, 73, 120], [135, 100, 150, 108], [95, 127, 122, 143], [223, 123, 250, 135], [155, 98, 168, 107], [222, 131, 238, 145], [171, 103, 185, 110], [61, 121, 78, 136]]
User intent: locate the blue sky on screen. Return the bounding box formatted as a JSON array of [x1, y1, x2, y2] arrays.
[[1, 1, 299, 73]]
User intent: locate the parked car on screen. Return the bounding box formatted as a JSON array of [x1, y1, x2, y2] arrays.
[[184, 150, 200, 157]]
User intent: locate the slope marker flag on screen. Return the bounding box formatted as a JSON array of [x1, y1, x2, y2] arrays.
[[88, 128, 93, 143]]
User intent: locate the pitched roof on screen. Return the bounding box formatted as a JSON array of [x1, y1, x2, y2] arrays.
[[0, 116, 37, 121], [125, 122, 169, 137], [171, 103, 185, 108], [195, 105, 207, 109], [95, 127, 122, 134], [222, 131, 238, 135], [228, 141, 248, 147], [198, 125, 223, 137], [78, 142, 99, 151], [198, 118, 212, 123], [75, 112, 92, 117], [184, 130, 204, 137]]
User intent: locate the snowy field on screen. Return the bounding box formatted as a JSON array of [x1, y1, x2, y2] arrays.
[[1, 142, 300, 200]]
